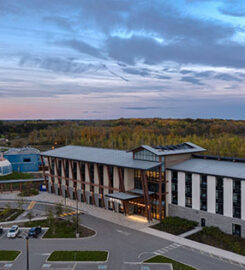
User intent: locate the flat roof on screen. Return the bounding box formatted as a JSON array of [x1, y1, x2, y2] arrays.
[[129, 188, 155, 196], [41, 145, 161, 170], [168, 158, 245, 179], [106, 192, 142, 201]]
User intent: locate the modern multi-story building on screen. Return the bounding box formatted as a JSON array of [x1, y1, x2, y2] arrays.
[[41, 142, 245, 237]]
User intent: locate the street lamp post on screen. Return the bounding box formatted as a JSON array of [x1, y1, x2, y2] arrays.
[[76, 193, 79, 238], [26, 236, 29, 270]]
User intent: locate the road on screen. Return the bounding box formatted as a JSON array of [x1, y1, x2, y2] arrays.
[[0, 201, 244, 270]]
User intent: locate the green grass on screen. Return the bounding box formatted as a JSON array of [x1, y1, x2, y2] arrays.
[[48, 251, 108, 262], [144, 255, 197, 270], [151, 216, 198, 235], [188, 226, 245, 256], [0, 251, 20, 261], [0, 171, 33, 181], [24, 218, 95, 238], [0, 208, 24, 222]]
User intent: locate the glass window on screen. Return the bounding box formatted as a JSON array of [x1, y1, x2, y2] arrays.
[[232, 224, 241, 237], [216, 177, 223, 215], [134, 149, 159, 162], [200, 175, 207, 211], [185, 173, 192, 208], [171, 171, 178, 205], [233, 180, 241, 219]]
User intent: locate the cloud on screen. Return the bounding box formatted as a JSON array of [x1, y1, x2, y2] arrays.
[[120, 106, 160, 110], [43, 16, 74, 31], [122, 67, 151, 77], [214, 73, 242, 82], [107, 35, 245, 68], [55, 39, 105, 59], [219, 1, 245, 17], [180, 76, 205, 85], [19, 55, 100, 74]]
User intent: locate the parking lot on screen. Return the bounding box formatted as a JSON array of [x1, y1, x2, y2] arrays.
[[0, 227, 47, 240]]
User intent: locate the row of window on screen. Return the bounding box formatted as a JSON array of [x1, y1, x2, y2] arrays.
[[134, 149, 160, 162], [171, 172, 242, 219]]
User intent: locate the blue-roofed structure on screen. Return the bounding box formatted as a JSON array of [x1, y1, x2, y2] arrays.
[[4, 147, 41, 172]]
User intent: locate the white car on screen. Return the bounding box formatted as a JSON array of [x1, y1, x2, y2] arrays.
[[7, 225, 19, 238]]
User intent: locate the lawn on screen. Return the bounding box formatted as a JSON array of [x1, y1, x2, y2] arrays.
[[151, 216, 198, 235], [0, 251, 20, 261], [0, 171, 33, 181], [0, 208, 24, 222], [144, 255, 197, 270], [188, 226, 245, 256], [48, 251, 108, 262], [24, 218, 95, 238]]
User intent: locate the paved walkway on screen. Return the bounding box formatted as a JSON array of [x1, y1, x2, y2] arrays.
[[179, 226, 202, 238], [1, 191, 245, 266], [0, 192, 157, 230]]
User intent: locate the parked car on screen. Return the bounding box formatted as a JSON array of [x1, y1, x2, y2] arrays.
[[7, 225, 19, 238], [28, 226, 42, 238], [0, 227, 3, 235]]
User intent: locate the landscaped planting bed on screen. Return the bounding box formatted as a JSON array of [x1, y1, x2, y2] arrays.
[[0, 208, 24, 222], [188, 226, 245, 256], [144, 255, 197, 270], [24, 219, 95, 238], [48, 251, 108, 261], [0, 251, 20, 261], [0, 172, 33, 181], [151, 216, 198, 235]]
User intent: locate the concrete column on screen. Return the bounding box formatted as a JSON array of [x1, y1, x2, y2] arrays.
[[54, 159, 58, 184], [113, 167, 120, 190], [166, 170, 172, 205], [241, 181, 245, 220], [61, 161, 66, 186], [192, 174, 200, 210], [85, 163, 90, 192], [94, 164, 99, 194], [124, 168, 134, 191], [103, 165, 109, 194], [68, 161, 73, 188], [207, 176, 216, 213], [223, 178, 233, 217], [177, 172, 185, 207], [77, 162, 81, 190]]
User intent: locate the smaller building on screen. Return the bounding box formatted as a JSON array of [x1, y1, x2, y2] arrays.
[[0, 157, 12, 176], [4, 147, 41, 172]]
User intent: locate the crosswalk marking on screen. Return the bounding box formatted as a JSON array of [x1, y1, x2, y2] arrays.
[[154, 242, 182, 256], [27, 201, 36, 210]]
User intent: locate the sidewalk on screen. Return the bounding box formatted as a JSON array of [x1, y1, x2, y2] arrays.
[[141, 227, 245, 265], [0, 192, 157, 230], [178, 226, 202, 238], [1, 191, 245, 266]]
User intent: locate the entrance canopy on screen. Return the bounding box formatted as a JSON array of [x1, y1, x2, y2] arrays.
[[106, 192, 141, 201], [105, 189, 155, 201]]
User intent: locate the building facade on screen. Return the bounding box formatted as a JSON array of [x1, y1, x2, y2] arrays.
[[4, 147, 41, 172], [167, 156, 245, 238], [41, 143, 245, 237]]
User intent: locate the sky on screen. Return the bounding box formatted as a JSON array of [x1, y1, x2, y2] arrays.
[[0, 0, 245, 120]]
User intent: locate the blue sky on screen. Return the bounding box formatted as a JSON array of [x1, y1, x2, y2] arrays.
[[0, 0, 245, 119]]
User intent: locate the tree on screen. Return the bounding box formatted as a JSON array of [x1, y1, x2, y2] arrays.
[[55, 203, 63, 217], [17, 199, 24, 210], [27, 211, 33, 222]]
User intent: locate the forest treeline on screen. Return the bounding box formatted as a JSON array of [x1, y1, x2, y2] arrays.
[[1, 118, 245, 157]]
